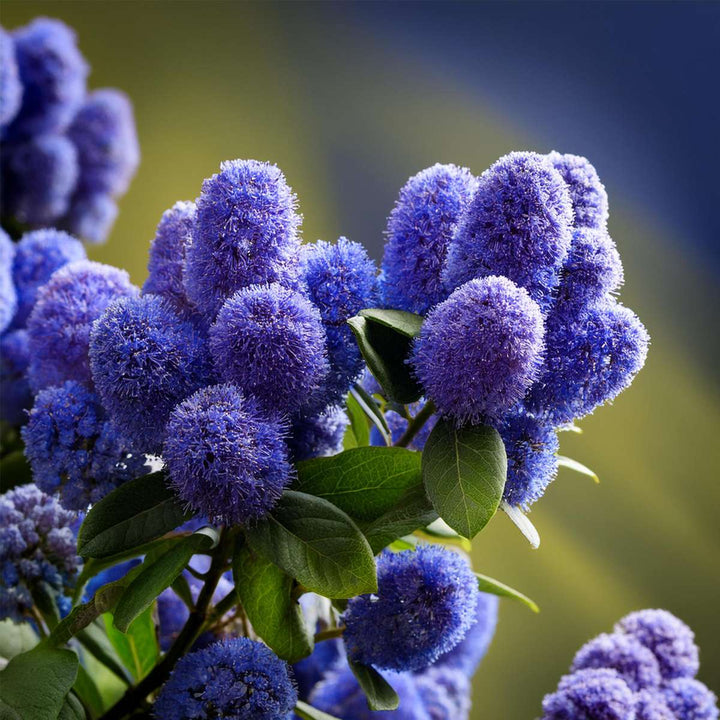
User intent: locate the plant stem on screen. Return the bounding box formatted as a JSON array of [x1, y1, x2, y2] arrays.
[[394, 400, 436, 448], [98, 528, 233, 720], [314, 626, 345, 643]]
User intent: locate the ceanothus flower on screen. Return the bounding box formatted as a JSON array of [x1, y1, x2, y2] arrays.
[[370, 401, 438, 451], [342, 545, 479, 672], [380, 163, 477, 315], [571, 632, 662, 692], [11, 228, 86, 327], [89, 294, 212, 453], [415, 666, 472, 720], [496, 412, 559, 510], [292, 635, 345, 701], [443, 151, 574, 311], [62, 191, 118, 244], [67, 88, 139, 196], [635, 690, 676, 720], [288, 405, 348, 462], [8, 18, 88, 138], [541, 668, 636, 720], [526, 299, 650, 425], [183, 159, 303, 318], [163, 384, 292, 526], [0, 229, 17, 332], [303, 237, 379, 402], [22, 381, 146, 511], [27, 260, 138, 391], [548, 151, 609, 230], [209, 283, 329, 416], [663, 678, 719, 720], [0, 329, 31, 424], [0, 27, 22, 128], [615, 609, 700, 681], [0, 483, 80, 622], [412, 276, 545, 425], [154, 637, 297, 720], [2, 134, 79, 226], [143, 201, 198, 318]]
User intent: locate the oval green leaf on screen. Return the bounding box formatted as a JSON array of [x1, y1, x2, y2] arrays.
[[475, 571, 540, 613], [348, 659, 399, 711]]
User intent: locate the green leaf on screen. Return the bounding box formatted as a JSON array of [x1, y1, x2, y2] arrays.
[[77, 471, 190, 559], [76, 622, 130, 684], [350, 383, 390, 443], [358, 308, 424, 338], [103, 607, 158, 681], [0, 647, 78, 720], [347, 314, 422, 404], [0, 620, 38, 661], [294, 447, 422, 523], [422, 418, 507, 539], [348, 659, 399, 711], [0, 450, 32, 493], [294, 700, 343, 720], [113, 529, 216, 632], [500, 501, 541, 549], [58, 693, 85, 720], [73, 663, 104, 717], [233, 540, 312, 663], [475, 571, 540, 613], [345, 392, 370, 448], [246, 491, 377, 599], [557, 454, 600, 483]]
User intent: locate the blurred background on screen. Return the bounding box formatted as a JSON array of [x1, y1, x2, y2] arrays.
[[3, 1, 718, 716]]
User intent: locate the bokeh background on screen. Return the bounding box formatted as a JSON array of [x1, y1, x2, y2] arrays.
[[3, 1, 718, 716]]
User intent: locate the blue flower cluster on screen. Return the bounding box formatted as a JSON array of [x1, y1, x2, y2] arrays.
[[1, 18, 139, 243], [0, 483, 80, 622], [542, 609, 718, 720], [376, 152, 648, 509]]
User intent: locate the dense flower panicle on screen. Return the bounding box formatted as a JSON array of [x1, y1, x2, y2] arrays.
[[7, 18, 88, 138], [571, 632, 662, 692], [415, 666, 472, 720], [0, 229, 17, 332], [154, 638, 297, 720], [343, 546, 479, 672], [442, 151, 574, 311], [287, 405, 348, 462], [370, 401, 438, 451], [541, 668, 636, 720], [2, 133, 78, 225], [380, 163, 477, 315], [615, 609, 700, 681], [68, 88, 139, 196], [635, 690, 676, 720], [26, 260, 137, 391], [292, 636, 345, 701], [89, 294, 212, 453], [11, 228, 85, 327], [0, 329, 31, 424], [184, 159, 303, 318], [62, 191, 118, 244], [663, 678, 719, 720], [209, 283, 329, 416], [412, 276, 545, 425], [164, 384, 292, 525], [548, 151, 609, 230], [0, 27, 23, 128], [143, 201, 198, 317], [22, 381, 146, 510], [0, 483, 80, 622], [527, 299, 650, 425], [496, 412, 559, 509]]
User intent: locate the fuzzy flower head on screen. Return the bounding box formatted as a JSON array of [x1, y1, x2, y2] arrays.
[[527, 299, 650, 425], [11, 228, 86, 327], [370, 401, 439, 452], [292, 635, 345, 701], [164, 384, 292, 526], [415, 666, 472, 720], [0, 483, 80, 622], [0, 229, 17, 332], [615, 609, 700, 681], [548, 151, 609, 230], [343, 545, 479, 672], [62, 191, 118, 244], [26, 260, 137, 391], [635, 690, 676, 720], [89, 294, 212, 454], [0, 329, 31, 424], [209, 283, 329, 416], [541, 668, 635, 720], [663, 678, 719, 720], [143, 201, 198, 318], [288, 405, 348, 462], [496, 412, 559, 510], [412, 276, 545, 425], [183, 159, 303, 318], [154, 637, 297, 720], [381, 163, 477, 315], [8, 18, 88, 138], [22, 381, 146, 511], [0, 27, 23, 128], [443, 151, 574, 311]]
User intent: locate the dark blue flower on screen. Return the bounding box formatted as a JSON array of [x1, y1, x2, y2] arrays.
[[0, 27, 22, 128], [635, 690, 676, 720], [0, 329, 31, 425], [0, 229, 17, 332], [292, 636, 344, 701], [288, 405, 348, 462]]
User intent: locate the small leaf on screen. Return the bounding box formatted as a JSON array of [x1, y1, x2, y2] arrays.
[[233, 540, 312, 663], [294, 447, 422, 523], [358, 308, 424, 338], [500, 501, 541, 549], [422, 419, 507, 539], [0, 647, 78, 720], [57, 693, 85, 720], [73, 663, 104, 717], [557, 455, 600, 483], [346, 392, 371, 448], [76, 622, 130, 684], [350, 384, 390, 443], [171, 574, 195, 610], [475, 572, 540, 613], [78, 471, 190, 559], [0, 450, 32, 493], [246, 491, 377, 599], [294, 700, 343, 720], [348, 659, 399, 711], [103, 607, 158, 681]]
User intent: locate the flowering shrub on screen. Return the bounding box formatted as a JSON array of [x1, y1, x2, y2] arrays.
[[0, 15, 715, 720]]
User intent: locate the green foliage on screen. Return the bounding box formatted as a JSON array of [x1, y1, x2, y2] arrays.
[[345, 391, 371, 448], [103, 607, 158, 681], [557, 454, 600, 483], [348, 658, 400, 711], [475, 572, 540, 613], [294, 700, 343, 720], [350, 383, 390, 443]]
